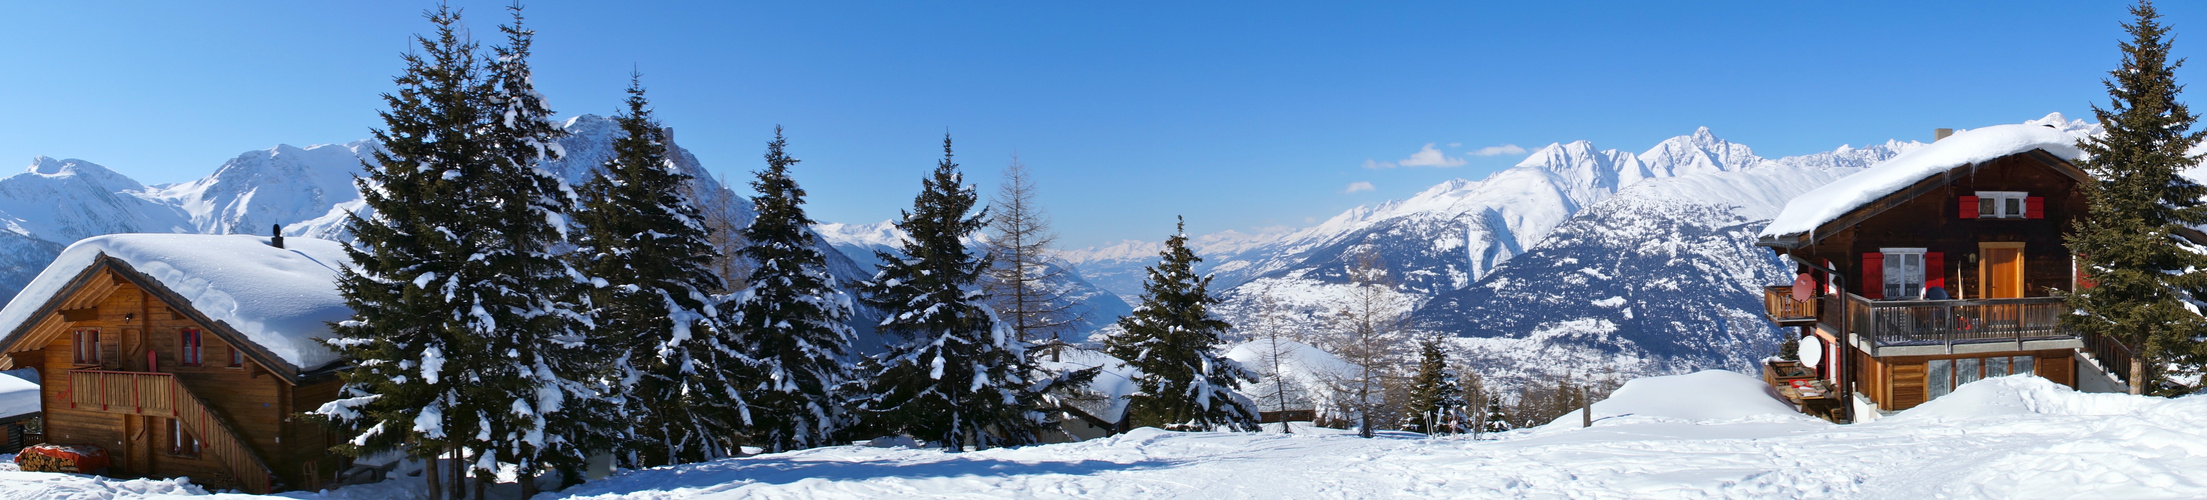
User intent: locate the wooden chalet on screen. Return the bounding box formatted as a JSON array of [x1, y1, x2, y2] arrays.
[[1754, 124, 2139, 420], [0, 233, 354, 493]]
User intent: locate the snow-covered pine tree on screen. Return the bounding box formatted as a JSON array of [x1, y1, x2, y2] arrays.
[[2066, 0, 2207, 395], [1480, 397, 1513, 435], [1402, 336, 1467, 435], [472, 7, 607, 494], [853, 136, 1085, 450], [1106, 217, 1259, 432], [733, 127, 857, 453], [316, 7, 485, 500], [574, 76, 751, 467]]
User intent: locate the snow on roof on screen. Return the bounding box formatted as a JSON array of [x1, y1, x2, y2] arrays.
[[0, 368, 36, 418], [0, 234, 351, 371], [1546, 370, 1816, 427], [1760, 123, 2086, 239]]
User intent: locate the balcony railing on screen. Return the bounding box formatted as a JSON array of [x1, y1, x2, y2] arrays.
[[67, 370, 275, 493], [1761, 286, 1818, 325], [1834, 294, 2076, 348]]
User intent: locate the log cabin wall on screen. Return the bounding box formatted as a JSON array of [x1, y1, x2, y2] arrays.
[[1787, 154, 2087, 299]]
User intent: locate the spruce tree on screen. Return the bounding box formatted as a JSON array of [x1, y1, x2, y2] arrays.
[[733, 127, 857, 453], [316, 6, 486, 499], [1480, 397, 1513, 435], [574, 76, 751, 467], [1106, 217, 1259, 432], [472, 7, 604, 493], [2066, 0, 2207, 395], [1402, 336, 1468, 435], [853, 135, 1082, 450]]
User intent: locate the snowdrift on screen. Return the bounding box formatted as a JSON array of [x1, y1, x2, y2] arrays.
[[1544, 370, 1814, 427]]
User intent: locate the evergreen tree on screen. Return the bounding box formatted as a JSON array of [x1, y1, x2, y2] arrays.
[[316, 7, 487, 499], [1402, 336, 1468, 435], [1480, 397, 1513, 435], [856, 136, 1063, 449], [2066, 0, 2207, 395], [1106, 217, 1259, 432], [733, 127, 857, 452], [854, 135, 1084, 449], [574, 76, 751, 467], [472, 6, 603, 493]]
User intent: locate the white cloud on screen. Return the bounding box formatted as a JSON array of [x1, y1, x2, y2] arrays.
[[1303, 216, 1318, 224], [1395, 143, 1466, 167], [1362, 159, 1393, 169], [1343, 181, 1376, 193], [1448, 142, 1463, 148], [1469, 144, 1528, 156]]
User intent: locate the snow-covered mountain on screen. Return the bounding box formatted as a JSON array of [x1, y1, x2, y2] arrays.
[[0, 116, 883, 341], [814, 220, 1135, 337]]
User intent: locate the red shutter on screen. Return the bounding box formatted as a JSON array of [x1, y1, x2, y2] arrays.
[[2025, 196, 2044, 219], [1960, 195, 1979, 219], [1924, 252, 1945, 292], [1861, 252, 1884, 299]]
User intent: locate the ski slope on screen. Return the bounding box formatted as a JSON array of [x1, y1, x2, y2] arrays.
[[2, 371, 2199, 499]]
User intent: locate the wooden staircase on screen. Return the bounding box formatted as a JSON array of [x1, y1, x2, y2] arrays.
[[67, 370, 277, 493]]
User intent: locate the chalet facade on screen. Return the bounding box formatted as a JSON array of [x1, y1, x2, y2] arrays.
[[1754, 124, 2137, 420], [0, 233, 353, 493]]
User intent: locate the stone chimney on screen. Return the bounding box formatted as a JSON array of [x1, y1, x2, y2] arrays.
[[271, 224, 285, 249], [1935, 128, 1954, 141]]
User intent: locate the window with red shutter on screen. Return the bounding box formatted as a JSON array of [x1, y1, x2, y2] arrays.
[[2025, 196, 2044, 219], [1959, 195, 1979, 219]]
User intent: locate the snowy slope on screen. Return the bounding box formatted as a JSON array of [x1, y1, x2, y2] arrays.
[[144, 141, 376, 236], [66, 371, 2175, 499]]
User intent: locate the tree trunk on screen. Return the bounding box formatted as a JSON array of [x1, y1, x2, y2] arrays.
[[425, 450, 443, 500], [2130, 358, 2145, 395]]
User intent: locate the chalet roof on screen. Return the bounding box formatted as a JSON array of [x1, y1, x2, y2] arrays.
[[0, 234, 351, 374], [1759, 124, 2088, 241]]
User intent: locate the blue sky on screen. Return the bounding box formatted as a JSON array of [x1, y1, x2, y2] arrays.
[[1, 2, 2195, 247]]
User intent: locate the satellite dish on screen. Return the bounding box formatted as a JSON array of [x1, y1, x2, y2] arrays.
[[1798, 334, 1823, 369]]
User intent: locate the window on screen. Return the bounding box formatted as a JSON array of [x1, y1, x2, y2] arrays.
[[229, 345, 245, 368], [1924, 355, 2040, 403], [1881, 248, 1926, 299], [72, 329, 100, 365], [1977, 191, 2029, 219], [179, 329, 203, 366], [168, 418, 201, 457]]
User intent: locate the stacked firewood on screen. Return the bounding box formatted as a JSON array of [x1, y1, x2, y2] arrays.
[[14, 444, 109, 473]]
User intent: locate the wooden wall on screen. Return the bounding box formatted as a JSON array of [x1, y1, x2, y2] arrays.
[[1853, 349, 2076, 411], [1787, 154, 2087, 298]]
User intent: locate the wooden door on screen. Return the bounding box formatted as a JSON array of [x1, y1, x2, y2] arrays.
[[1982, 246, 2024, 298]]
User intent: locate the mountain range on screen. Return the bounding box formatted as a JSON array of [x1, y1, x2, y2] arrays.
[[0, 112, 2098, 391]]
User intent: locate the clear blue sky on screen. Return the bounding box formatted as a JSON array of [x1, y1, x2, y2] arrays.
[[1, 1, 2195, 247]]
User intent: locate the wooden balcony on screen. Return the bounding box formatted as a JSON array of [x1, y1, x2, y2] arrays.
[[1761, 286, 1818, 326], [66, 370, 276, 493], [1834, 294, 2079, 350]]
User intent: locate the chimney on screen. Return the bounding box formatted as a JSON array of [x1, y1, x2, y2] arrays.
[[1935, 128, 1954, 141], [271, 224, 285, 249]]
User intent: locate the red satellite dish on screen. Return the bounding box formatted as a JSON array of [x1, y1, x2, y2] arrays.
[[1792, 273, 1815, 302]]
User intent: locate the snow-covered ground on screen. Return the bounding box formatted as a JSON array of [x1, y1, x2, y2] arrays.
[[5, 370, 2201, 499]]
